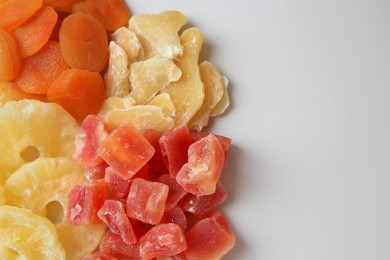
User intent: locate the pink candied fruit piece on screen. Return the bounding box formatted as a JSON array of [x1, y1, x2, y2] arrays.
[[160, 206, 187, 232], [142, 129, 165, 176], [67, 179, 107, 225], [180, 181, 227, 217], [104, 167, 132, 199], [176, 134, 225, 196], [84, 161, 108, 180], [97, 200, 137, 245], [82, 252, 118, 260], [99, 231, 141, 259], [99, 123, 155, 179], [73, 115, 109, 166], [157, 174, 187, 211], [126, 178, 169, 225], [139, 223, 187, 259], [156, 253, 188, 260], [159, 126, 193, 178], [184, 211, 235, 260]]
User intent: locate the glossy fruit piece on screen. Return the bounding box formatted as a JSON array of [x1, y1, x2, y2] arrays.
[[99, 124, 155, 179], [0, 82, 12, 106], [160, 206, 187, 232], [84, 161, 108, 180], [184, 211, 235, 259], [99, 231, 141, 259], [10, 83, 47, 102], [176, 134, 225, 196], [44, 0, 80, 8], [157, 174, 187, 211], [142, 129, 164, 176], [156, 253, 188, 260], [139, 223, 187, 259], [159, 126, 193, 178], [104, 167, 132, 199], [47, 68, 106, 121], [180, 181, 227, 217], [98, 200, 137, 245], [59, 13, 108, 72], [12, 6, 58, 57], [0, 29, 21, 81], [72, 0, 130, 31], [73, 115, 109, 166], [67, 179, 107, 225], [126, 178, 169, 225], [0, 0, 42, 32], [82, 251, 118, 260], [14, 40, 69, 94]]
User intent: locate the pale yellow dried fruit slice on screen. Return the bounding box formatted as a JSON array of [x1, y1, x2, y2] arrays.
[[161, 27, 205, 129], [129, 10, 187, 59], [0, 100, 78, 184], [104, 105, 174, 132], [0, 184, 4, 206], [129, 56, 182, 104], [147, 93, 176, 118], [4, 157, 105, 259], [105, 41, 130, 98], [0, 205, 65, 259], [189, 61, 225, 131], [99, 95, 136, 118], [111, 27, 144, 63], [0, 82, 12, 107], [210, 76, 230, 116]]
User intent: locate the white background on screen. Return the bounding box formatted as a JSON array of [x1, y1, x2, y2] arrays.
[[128, 1, 390, 259]]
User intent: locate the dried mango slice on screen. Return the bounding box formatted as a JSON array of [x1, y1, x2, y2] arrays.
[[0, 205, 65, 259], [210, 76, 230, 117], [111, 27, 144, 63], [129, 56, 181, 104], [0, 82, 12, 106], [189, 61, 225, 131], [105, 41, 130, 98], [98, 95, 136, 118], [129, 10, 187, 59], [161, 27, 205, 129], [4, 157, 105, 259], [0, 100, 78, 184], [104, 105, 174, 132], [147, 93, 176, 118]]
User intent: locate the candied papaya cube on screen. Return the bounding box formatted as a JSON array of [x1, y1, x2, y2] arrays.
[[97, 200, 137, 245], [100, 231, 141, 259], [184, 211, 235, 259], [142, 129, 164, 176], [126, 178, 169, 225], [99, 123, 155, 179], [84, 161, 108, 180], [157, 174, 187, 211], [104, 167, 132, 199], [139, 223, 187, 259], [159, 126, 193, 178], [73, 115, 109, 166], [176, 134, 225, 196], [67, 179, 107, 225], [160, 206, 187, 232], [156, 253, 188, 260], [82, 252, 118, 260], [180, 181, 227, 217]]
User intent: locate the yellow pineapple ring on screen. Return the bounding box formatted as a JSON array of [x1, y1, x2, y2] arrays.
[[4, 157, 106, 259], [0, 100, 78, 184], [0, 205, 65, 259]]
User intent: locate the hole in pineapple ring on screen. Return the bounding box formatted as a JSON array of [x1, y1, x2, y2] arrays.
[[0, 247, 20, 258], [20, 145, 40, 162], [46, 201, 64, 224]]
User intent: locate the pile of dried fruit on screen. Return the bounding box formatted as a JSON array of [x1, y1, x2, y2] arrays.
[[0, 0, 234, 259]]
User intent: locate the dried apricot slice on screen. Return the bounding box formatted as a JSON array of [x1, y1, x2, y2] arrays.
[[0, 82, 12, 106], [0, 29, 21, 82], [0, 0, 42, 32]]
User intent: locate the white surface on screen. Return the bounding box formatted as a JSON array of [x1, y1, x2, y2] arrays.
[[128, 1, 390, 259]]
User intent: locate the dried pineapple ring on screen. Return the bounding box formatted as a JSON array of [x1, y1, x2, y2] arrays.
[[111, 27, 144, 63], [129, 56, 182, 104], [4, 157, 105, 259], [0, 100, 78, 184], [189, 61, 226, 131], [161, 27, 205, 129], [129, 10, 187, 59], [0, 205, 65, 259], [0, 82, 12, 107], [147, 93, 176, 118]]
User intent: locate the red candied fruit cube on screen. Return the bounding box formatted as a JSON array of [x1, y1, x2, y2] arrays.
[[104, 167, 132, 199], [184, 211, 235, 259], [99, 231, 141, 259], [156, 253, 188, 260], [157, 174, 187, 211], [142, 129, 165, 176], [139, 223, 187, 259], [99, 123, 155, 179], [160, 206, 187, 232], [84, 161, 108, 180], [176, 134, 225, 196], [97, 200, 137, 245], [67, 179, 107, 225], [126, 178, 169, 225], [159, 126, 193, 178], [82, 252, 118, 260], [180, 181, 227, 217], [73, 115, 109, 166]]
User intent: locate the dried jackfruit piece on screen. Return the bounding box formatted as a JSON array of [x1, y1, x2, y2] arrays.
[[210, 76, 230, 117], [99, 96, 136, 118], [147, 93, 176, 118], [111, 26, 144, 64]]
